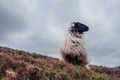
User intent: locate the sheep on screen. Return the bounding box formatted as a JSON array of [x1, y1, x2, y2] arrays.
[[61, 22, 90, 69]]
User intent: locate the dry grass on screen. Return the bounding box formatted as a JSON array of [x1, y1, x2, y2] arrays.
[[0, 46, 120, 80]]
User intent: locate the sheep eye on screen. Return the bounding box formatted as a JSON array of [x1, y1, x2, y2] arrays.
[[71, 23, 75, 27]]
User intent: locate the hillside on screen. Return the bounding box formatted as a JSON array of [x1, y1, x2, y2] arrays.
[[0, 46, 120, 80]]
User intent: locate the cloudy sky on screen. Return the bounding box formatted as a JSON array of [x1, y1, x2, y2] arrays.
[[0, 0, 120, 67]]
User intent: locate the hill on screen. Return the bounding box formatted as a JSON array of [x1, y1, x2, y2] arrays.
[[0, 46, 120, 80]]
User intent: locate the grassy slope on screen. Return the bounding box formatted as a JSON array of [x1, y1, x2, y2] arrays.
[[0, 46, 120, 80]]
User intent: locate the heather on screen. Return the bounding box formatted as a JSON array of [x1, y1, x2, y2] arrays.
[[0, 46, 120, 80]]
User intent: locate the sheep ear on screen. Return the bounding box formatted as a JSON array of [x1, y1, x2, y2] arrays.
[[71, 22, 75, 27]]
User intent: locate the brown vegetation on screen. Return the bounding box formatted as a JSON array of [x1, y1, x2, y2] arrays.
[[0, 46, 120, 80]]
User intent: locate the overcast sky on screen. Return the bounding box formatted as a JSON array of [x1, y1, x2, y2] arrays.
[[0, 0, 120, 67]]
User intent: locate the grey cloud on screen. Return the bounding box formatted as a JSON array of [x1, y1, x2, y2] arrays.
[[81, 0, 120, 67], [0, 0, 28, 41]]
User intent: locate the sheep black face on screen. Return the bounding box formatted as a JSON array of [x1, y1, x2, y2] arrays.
[[70, 22, 89, 34]]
